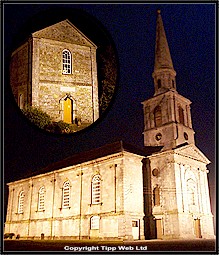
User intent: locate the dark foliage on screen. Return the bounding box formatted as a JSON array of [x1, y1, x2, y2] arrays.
[[97, 45, 118, 115], [21, 107, 52, 129]]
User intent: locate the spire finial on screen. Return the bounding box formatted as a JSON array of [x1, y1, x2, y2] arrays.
[[157, 9, 161, 14]]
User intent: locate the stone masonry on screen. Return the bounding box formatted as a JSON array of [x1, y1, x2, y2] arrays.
[[5, 143, 145, 240], [10, 19, 99, 125]]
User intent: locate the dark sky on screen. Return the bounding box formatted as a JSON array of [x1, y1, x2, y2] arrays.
[[3, 3, 216, 220]]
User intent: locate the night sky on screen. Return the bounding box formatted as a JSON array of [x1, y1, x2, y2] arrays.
[[3, 3, 216, 223]]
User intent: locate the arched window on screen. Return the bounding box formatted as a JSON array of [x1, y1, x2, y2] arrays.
[[18, 191, 24, 214], [62, 180, 70, 208], [186, 179, 196, 206], [153, 186, 160, 206], [19, 94, 24, 109], [178, 106, 184, 125], [90, 216, 100, 229], [91, 175, 101, 204], [38, 187, 45, 211], [62, 50, 71, 74], [154, 106, 162, 127]]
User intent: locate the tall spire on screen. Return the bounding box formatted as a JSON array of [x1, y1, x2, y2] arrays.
[[152, 10, 177, 95]]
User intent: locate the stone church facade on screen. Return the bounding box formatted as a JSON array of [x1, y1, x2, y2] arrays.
[[10, 19, 99, 124], [5, 11, 215, 240], [5, 142, 146, 240]]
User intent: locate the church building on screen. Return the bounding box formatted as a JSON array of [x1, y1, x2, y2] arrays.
[[10, 19, 99, 125], [5, 11, 215, 240]]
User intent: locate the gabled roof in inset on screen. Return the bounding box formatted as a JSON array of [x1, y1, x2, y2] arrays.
[[32, 19, 97, 48]]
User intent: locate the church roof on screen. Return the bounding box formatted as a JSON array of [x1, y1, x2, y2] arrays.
[[154, 10, 174, 72], [20, 141, 158, 179]]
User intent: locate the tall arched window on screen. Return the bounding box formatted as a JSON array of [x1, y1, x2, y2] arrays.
[[38, 186, 45, 211], [178, 106, 184, 125], [186, 179, 196, 207], [153, 186, 160, 206], [62, 50, 71, 74], [154, 106, 162, 127], [19, 94, 24, 109], [18, 191, 24, 214], [91, 175, 101, 204], [62, 180, 70, 208]]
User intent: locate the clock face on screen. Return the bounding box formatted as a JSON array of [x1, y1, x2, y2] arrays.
[[155, 133, 162, 141], [184, 132, 188, 140]]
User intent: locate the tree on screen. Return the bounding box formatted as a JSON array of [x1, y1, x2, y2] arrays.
[[97, 45, 118, 115]]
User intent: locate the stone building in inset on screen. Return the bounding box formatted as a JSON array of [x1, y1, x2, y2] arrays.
[[10, 19, 99, 125]]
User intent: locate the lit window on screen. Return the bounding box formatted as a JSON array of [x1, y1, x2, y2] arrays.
[[38, 187, 45, 211], [90, 216, 100, 229], [62, 181, 70, 208], [19, 94, 24, 109], [62, 50, 71, 74], [154, 106, 162, 127], [18, 191, 24, 214], [91, 175, 101, 204], [153, 186, 160, 206]]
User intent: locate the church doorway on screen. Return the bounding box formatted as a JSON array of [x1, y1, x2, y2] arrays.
[[155, 219, 163, 239], [194, 219, 202, 238], [63, 97, 73, 124], [132, 220, 140, 240]]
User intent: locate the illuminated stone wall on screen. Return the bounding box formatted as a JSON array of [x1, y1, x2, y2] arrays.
[[142, 91, 195, 150], [10, 42, 30, 108], [146, 144, 215, 239], [10, 20, 99, 124], [5, 151, 145, 240]]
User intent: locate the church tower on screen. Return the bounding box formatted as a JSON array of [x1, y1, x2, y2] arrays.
[[142, 10, 194, 151], [142, 10, 215, 240]]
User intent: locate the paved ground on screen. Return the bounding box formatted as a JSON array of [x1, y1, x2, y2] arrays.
[[3, 239, 217, 253]]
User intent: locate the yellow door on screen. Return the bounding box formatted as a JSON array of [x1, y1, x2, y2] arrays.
[[156, 219, 163, 239], [63, 98, 72, 124], [194, 219, 202, 238]]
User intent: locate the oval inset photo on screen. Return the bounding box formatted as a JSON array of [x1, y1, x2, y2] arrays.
[[9, 7, 118, 134]]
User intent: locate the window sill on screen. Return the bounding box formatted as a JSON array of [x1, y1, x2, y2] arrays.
[[89, 202, 103, 207], [59, 207, 71, 211]]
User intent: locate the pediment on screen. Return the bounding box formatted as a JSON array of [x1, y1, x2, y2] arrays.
[[174, 144, 210, 164], [32, 19, 96, 48]]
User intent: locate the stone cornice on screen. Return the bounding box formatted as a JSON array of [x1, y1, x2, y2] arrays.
[[174, 144, 210, 164]]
